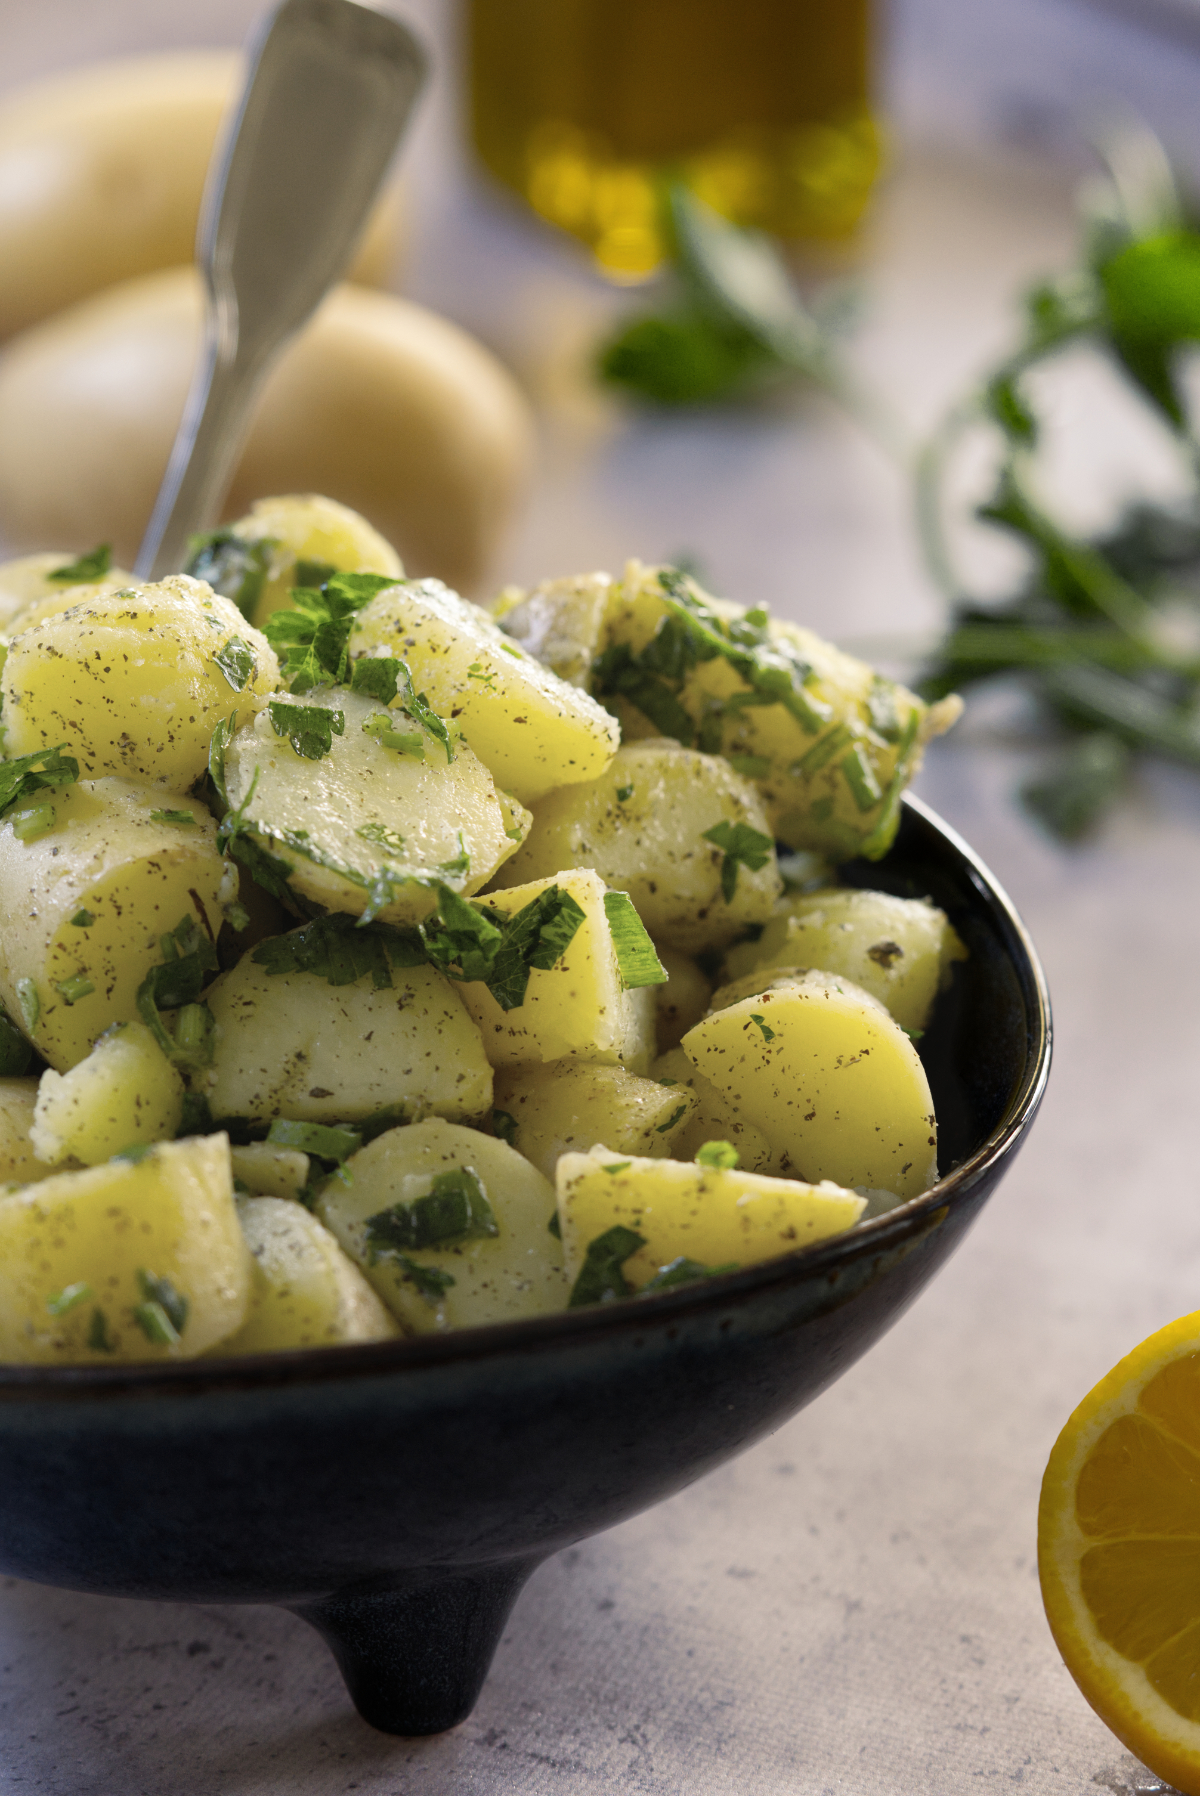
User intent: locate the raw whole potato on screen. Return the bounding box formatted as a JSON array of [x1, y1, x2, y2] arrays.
[[0, 1133, 251, 1363], [491, 738, 781, 950], [556, 1147, 865, 1293], [202, 953, 493, 1126], [0, 272, 534, 591], [0, 779, 225, 1072], [349, 580, 621, 805], [220, 1196, 400, 1354], [492, 1061, 699, 1182], [1, 574, 279, 789], [0, 51, 401, 339], [682, 969, 939, 1199], [318, 1118, 569, 1335]]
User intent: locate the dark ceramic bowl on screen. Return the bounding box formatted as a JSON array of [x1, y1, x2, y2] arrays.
[[0, 796, 1050, 1735]]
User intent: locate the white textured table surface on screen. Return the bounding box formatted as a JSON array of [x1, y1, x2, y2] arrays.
[[2, 6, 1200, 1792]]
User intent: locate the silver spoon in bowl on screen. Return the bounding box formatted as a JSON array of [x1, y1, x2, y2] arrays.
[[135, 0, 426, 582]]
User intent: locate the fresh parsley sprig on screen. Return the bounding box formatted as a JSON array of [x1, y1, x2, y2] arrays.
[[0, 745, 79, 818], [264, 570, 396, 692], [420, 881, 587, 1012]]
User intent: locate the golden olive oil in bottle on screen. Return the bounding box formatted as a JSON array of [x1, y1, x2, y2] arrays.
[[468, 0, 880, 279]]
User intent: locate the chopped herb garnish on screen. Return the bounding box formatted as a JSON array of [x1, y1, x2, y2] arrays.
[[567, 1224, 646, 1307], [642, 1256, 738, 1292], [355, 819, 407, 855], [49, 543, 111, 583], [615, 784, 634, 802], [655, 1103, 688, 1134], [840, 744, 883, 813], [357, 1103, 411, 1144], [70, 909, 95, 928], [178, 1091, 215, 1137], [132, 1300, 180, 1346], [213, 636, 257, 693], [466, 661, 497, 688], [54, 975, 94, 1005], [207, 712, 236, 809], [137, 914, 220, 1067], [438, 834, 471, 879], [748, 1013, 776, 1043], [267, 1118, 361, 1162], [350, 655, 402, 703], [87, 1307, 115, 1353], [150, 809, 196, 827], [112, 1142, 158, 1164], [696, 1139, 740, 1169], [547, 1209, 562, 1238], [700, 820, 775, 902], [268, 698, 344, 761], [602, 1161, 632, 1174], [421, 881, 587, 1011], [393, 662, 455, 764], [392, 1256, 456, 1303], [602, 890, 667, 988], [0, 745, 79, 818], [361, 712, 425, 757], [492, 1108, 518, 1148], [364, 1168, 498, 1255], [15, 978, 39, 1033], [253, 912, 425, 989], [184, 530, 275, 618], [225, 832, 297, 908], [11, 803, 56, 843], [136, 1269, 189, 1337], [264, 570, 394, 692], [46, 1282, 92, 1317]]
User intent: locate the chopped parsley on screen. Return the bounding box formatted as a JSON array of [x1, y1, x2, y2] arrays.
[[49, 543, 111, 583], [547, 1209, 562, 1238], [421, 881, 587, 1011], [87, 1307, 115, 1353], [149, 809, 196, 827], [393, 663, 455, 764], [214, 636, 258, 693], [360, 712, 427, 757], [350, 655, 402, 703], [46, 1281, 92, 1317], [0, 745, 79, 818], [356, 820, 407, 855], [654, 1103, 688, 1134], [178, 1091, 215, 1137], [696, 1140, 740, 1169], [615, 784, 635, 802], [492, 1109, 518, 1148], [567, 1224, 646, 1307], [364, 1168, 498, 1255], [268, 698, 344, 761], [253, 912, 425, 989], [112, 1141, 158, 1165], [466, 661, 497, 688], [267, 1118, 361, 1162], [701, 820, 775, 902], [11, 803, 56, 843], [70, 909, 95, 927], [136, 914, 220, 1069], [391, 1256, 456, 1303], [264, 570, 395, 691], [748, 1013, 776, 1043], [184, 530, 275, 618], [601, 1161, 631, 1174], [133, 1269, 189, 1345], [54, 975, 94, 1005], [601, 890, 667, 989]]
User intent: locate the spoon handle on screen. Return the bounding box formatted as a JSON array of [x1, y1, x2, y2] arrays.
[[136, 0, 425, 581]]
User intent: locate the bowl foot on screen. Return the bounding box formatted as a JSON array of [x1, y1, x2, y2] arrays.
[[291, 1556, 543, 1734]]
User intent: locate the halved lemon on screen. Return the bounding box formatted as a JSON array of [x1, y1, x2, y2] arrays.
[[1039, 1310, 1200, 1794]]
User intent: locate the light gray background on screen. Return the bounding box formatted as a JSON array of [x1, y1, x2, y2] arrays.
[[1, 3, 1198, 1791]]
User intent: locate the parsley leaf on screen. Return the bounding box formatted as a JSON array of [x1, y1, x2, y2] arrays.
[[567, 1225, 646, 1307], [390, 1257, 456, 1303], [602, 890, 667, 988], [701, 820, 774, 902], [0, 745, 79, 818], [0, 1005, 32, 1075], [350, 656, 402, 703], [268, 699, 344, 760], [420, 882, 586, 1011], [184, 530, 275, 618], [264, 571, 395, 692], [136, 914, 219, 1068], [696, 1139, 739, 1169], [364, 1168, 498, 1255], [214, 636, 257, 693], [642, 1255, 738, 1291], [49, 544, 111, 583], [267, 1118, 361, 1162], [252, 913, 425, 990], [149, 809, 196, 827]]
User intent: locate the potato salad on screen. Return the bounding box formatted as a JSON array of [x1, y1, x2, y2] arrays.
[[0, 495, 962, 1363]]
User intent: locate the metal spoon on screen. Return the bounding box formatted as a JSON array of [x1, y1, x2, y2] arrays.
[[135, 0, 426, 581]]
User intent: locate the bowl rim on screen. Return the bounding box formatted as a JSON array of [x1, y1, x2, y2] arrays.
[[0, 794, 1051, 1402]]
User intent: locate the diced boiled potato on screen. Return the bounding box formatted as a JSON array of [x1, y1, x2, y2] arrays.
[[682, 970, 939, 1199], [318, 1118, 569, 1335], [592, 559, 960, 859], [492, 571, 615, 688], [31, 1019, 183, 1165], [491, 739, 781, 952], [202, 952, 492, 1125], [722, 887, 967, 1032], [556, 1146, 865, 1293], [0, 1133, 250, 1362], [348, 578, 620, 804], [1, 574, 279, 788], [0, 778, 225, 1070], [456, 869, 657, 1073], [649, 1046, 774, 1172], [229, 1142, 310, 1202], [212, 492, 403, 629], [221, 686, 530, 926], [0, 550, 135, 635], [654, 947, 714, 1053], [492, 1062, 699, 1182], [0, 1077, 67, 1184], [219, 1195, 400, 1353]]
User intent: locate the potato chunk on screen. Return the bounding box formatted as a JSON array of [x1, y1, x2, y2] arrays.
[[682, 970, 939, 1199], [0, 1077, 66, 1185], [492, 571, 615, 688], [649, 1046, 775, 1173], [0, 550, 135, 635], [219, 1196, 400, 1354], [221, 686, 529, 926], [318, 1118, 569, 1335], [0, 778, 225, 1070], [493, 1062, 699, 1182], [348, 578, 620, 804], [0, 1133, 250, 1362], [557, 1147, 865, 1294], [722, 887, 967, 1032], [229, 1142, 310, 1202], [210, 492, 403, 628], [1, 574, 279, 788], [455, 869, 657, 1073], [492, 740, 781, 952], [202, 950, 492, 1125], [31, 1020, 183, 1166]]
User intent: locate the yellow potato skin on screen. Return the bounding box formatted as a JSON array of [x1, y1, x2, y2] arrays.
[[0, 1134, 251, 1363], [556, 1148, 865, 1290], [30, 1021, 184, 1167], [2, 575, 279, 788], [0, 778, 225, 1071], [0, 52, 401, 339], [219, 1196, 400, 1355], [682, 970, 939, 1199], [0, 272, 533, 590]]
